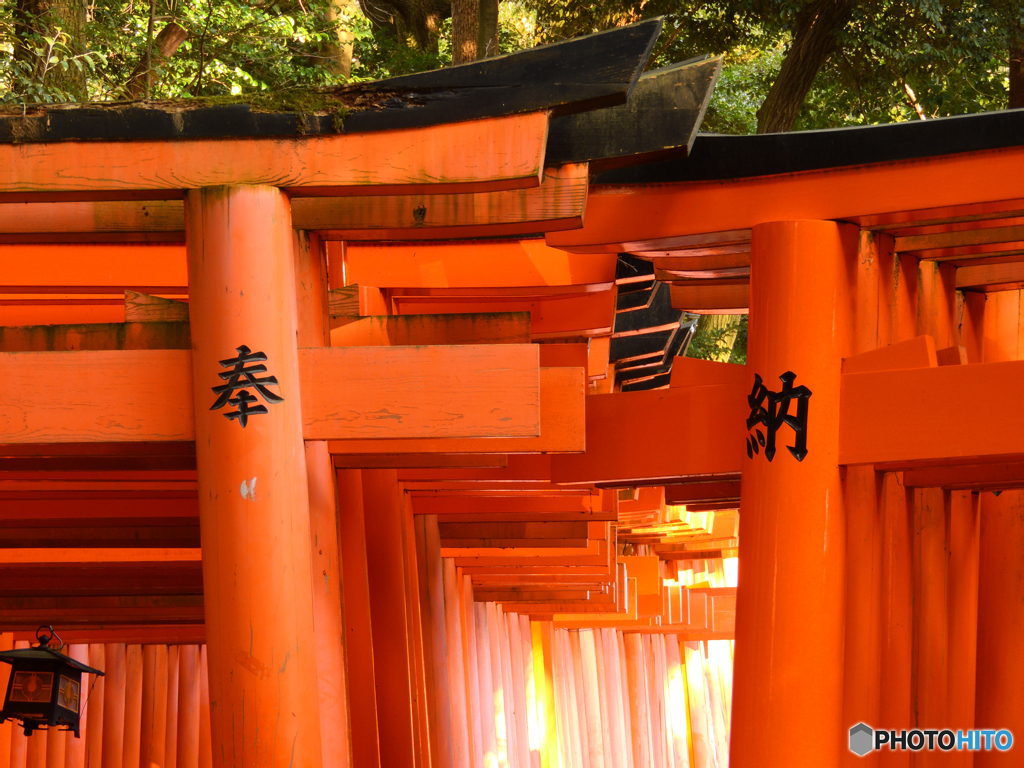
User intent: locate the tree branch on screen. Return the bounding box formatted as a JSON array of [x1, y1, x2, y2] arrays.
[[124, 20, 187, 99]]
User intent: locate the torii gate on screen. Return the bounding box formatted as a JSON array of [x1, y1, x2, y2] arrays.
[[6, 16, 1024, 768]]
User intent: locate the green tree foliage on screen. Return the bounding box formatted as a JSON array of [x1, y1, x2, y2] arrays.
[[0, 0, 1019, 137]]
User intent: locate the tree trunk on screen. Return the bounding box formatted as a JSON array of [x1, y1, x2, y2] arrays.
[[476, 0, 498, 59], [451, 0, 478, 64], [1011, 40, 1023, 109], [124, 21, 188, 99], [755, 0, 855, 134], [323, 0, 360, 78], [15, 0, 88, 101]]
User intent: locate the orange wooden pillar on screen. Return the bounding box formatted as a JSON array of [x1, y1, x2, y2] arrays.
[[911, 487, 948, 751], [185, 185, 323, 768], [102, 644, 127, 768], [731, 220, 855, 768], [86, 644, 106, 768], [139, 645, 168, 768], [335, 469, 380, 768], [841, 230, 885, 768], [975, 489, 1024, 767], [946, 490, 979, 758], [294, 231, 351, 768], [361, 469, 418, 768], [176, 646, 200, 768], [878, 473, 913, 768]]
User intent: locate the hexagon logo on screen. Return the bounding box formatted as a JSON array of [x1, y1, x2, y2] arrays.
[[849, 723, 874, 757]]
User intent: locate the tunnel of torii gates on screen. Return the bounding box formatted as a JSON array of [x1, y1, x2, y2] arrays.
[[3, 18, 1024, 768]]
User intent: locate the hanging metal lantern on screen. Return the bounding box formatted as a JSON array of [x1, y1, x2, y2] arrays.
[[0, 626, 104, 737]]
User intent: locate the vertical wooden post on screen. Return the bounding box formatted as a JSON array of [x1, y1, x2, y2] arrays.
[[946, 490, 979, 751], [841, 466, 883, 768], [185, 185, 323, 768], [101, 644, 126, 768], [85, 644, 105, 768], [65, 644, 90, 768], [163, 648, 178, 768], [441, 559, 471, 768], [175, 647, 200, 768], [0, 633, 12, 768], [122, 645, 143, 768], [842, 229, 885, 768], [416, 515, 455, 768], [44, 728, 64, 768], [294, 230, 351, 768], [361, 469, 418, 768], [334, 469, 380, 768], [975, 490, 1024, 768], [198, 648, 212, 768], [912, 487, 948, 746], [731, 220, 855, 768], [139, 645, 167, 768], [25, 733, 44, 768], [878, 473, 913, 768]]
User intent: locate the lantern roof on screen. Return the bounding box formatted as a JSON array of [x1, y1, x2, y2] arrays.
[[0, 646, 104, 676]]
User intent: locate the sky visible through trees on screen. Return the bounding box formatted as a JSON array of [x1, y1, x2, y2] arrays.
[[0, 0, 1020, 132]]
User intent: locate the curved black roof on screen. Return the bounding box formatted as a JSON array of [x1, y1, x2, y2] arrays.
[[595, 108, 1024, 185]]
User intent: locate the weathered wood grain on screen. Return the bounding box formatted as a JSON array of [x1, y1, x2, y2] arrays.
[[299, 344, 540, 440], [0, 112, 547, 196], [0, 344, 541, 443], [328, 366, 585, 454], [330, 312, 531, 347], [124, 291, 189, 323], [296, 164, 588, 240]]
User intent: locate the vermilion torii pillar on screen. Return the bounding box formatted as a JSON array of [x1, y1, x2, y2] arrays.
[[732, 220, 856, 768], [186, 185, 324, 768]]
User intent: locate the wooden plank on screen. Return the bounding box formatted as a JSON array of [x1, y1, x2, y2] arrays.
[[300, 164, 588, 240], [647, 251, 751, 273], [903, 461, 1024, 490], [547, 147, 1024, 253], [330, 312, 531, 347], [664, 481, 741, 505], [895, 223, 1024, 253], [300, 345, 540, 440], [551, 379, 747, 485], [547, 56, 722, 170], [328, 285, 360, 317], [333, 454, 508, 469], [0, 112, 548, 197], [0, 549, 201, 563], [124, 291, 189, 323], [328, 366, 585, 454], [340, 239, 617, 289], [956, 260, 1024, 291], [0, 344, 541, 443], [0, 200, 183, 234], [841, 335, 937, 374], [840, 360, 1024, 466], [669, 282, 749, 313]]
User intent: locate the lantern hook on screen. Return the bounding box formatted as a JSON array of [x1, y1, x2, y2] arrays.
[[35, 625, 63, 651]]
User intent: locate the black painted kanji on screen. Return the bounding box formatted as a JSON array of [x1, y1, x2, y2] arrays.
[[745, 371, 811, 462], [211, 345, 284, 428]]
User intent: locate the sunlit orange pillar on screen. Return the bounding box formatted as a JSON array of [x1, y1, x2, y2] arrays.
[[185, 185, 323, 768], [946, 490, 979, 762], [975, 489, 1024, 767], [841, 230, 885, 768], [361, 469, 417, 768], [335, 469, 380, 768], [912, 487, 948, 755], [732, 220, 855, 768], [878, 473, 913, 768], [294, 231, 351, 768]]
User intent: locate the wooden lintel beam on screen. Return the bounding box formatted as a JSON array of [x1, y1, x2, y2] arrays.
[[330, 312, 531, 347], [903, 462, 1024, 490], [0, 344, 541, 443], [0, 112, 547, 197], [895, 223, 1024, 253], [11, 625, 206, 644], [956, 260, 1024, 291], [328, 366, 585, 454], [840, 360, 1024, 466], [669, 281, 749, 313], [411, 494, 600, 516], [664, 481, 741, 505], [332, 454, 509, 469], [298, 164, 587, 240], [551, 371, 747, 485]]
